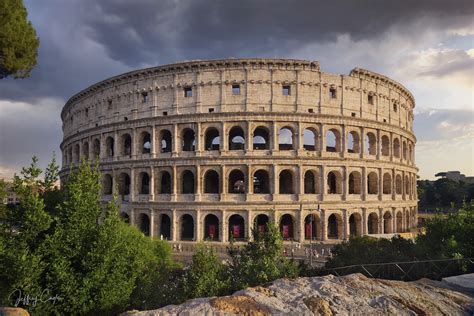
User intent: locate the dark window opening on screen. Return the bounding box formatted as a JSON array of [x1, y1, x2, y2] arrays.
[[279, 170, 294, 194], [204, 170, 220, 193], [182, 170, 195, 194], [208, 108, 214, 113], [228, 214, 245, 241], [253, 127, 269, 150], [232, 84, 240, 95], [329, 87, 337, 98], [351, 112, 356, 117], [205, 128, 220, 151], [228, 170, 245, 194], [253, 170, 269, 194], [184, 87, 192, 98], [308, 108, 314, 113], [368, 94, 374, 105], [229, 126, 245, 150], [160, 214, 171, 239], [142, 92, 149, 103], [163, 111, 168, 116], [160, 171, 172, 194], [161, 130, 172, 153], [282, 85, 290, 96]]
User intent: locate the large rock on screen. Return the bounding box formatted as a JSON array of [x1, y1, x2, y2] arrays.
[[124, 273, 474, 315]]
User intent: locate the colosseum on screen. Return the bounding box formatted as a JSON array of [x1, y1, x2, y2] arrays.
[[60, 58, 418, 246]]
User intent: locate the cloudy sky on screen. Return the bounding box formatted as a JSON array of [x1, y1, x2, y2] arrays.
[[0, 0, 473, 180]]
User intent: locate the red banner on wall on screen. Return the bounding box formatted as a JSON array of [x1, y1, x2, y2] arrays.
[[208, 225, 216, 238], [282, 225, 289, 238], [233, 225, 240, 238], [305, 224, 312, 239]]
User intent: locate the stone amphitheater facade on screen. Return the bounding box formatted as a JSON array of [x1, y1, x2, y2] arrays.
[[60, 58, 418, 245]]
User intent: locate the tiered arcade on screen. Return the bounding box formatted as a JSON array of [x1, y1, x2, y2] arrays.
[[60, 58, 418, 244]]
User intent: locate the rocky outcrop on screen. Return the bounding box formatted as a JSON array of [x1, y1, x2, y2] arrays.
[[124, 273, 474, 315]]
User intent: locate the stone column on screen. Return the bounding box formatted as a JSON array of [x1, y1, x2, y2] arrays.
[[171, 165, 177, 201], [343, 210, 348, 240], [341, 125, 347, 158], [114, 130, 118, 159], [220, 165, 227, 200], [195, 211, 201, 241], [150, 210, 155, 238], [246, 121, 252, 153], [151, 125, 156, 157], [246, 164, 252, 198], [362, 166, 367, 201], [196, 122, 202, 155], [360, 127, 365, 159], [378, 167, 383, 201], [195, 165, 201, 201], [149, 167, 155, 201], [272, 121, 279, 152], [272, 165, 279, 195], [130, 168, 135, 202], [320, 165, 326, 201], [172, 124, 179, 157], [376, 129, 381, 160], [320, 209, 327, 241], [172, 209, 177, 241], [362, 208, 367, 235], [297, 122, 304, 151], [298, 165, 304, 198], [342, 166, 348, 201]]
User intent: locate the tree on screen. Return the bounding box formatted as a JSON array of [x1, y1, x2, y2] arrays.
[[0, 0, 39, 79]]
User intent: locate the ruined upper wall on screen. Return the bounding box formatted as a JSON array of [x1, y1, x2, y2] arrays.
[[61, 58, 415, 138]]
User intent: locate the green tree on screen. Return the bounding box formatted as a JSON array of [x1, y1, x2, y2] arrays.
[[0, 0, 39, 79], [183, 245, 230, 298], [227, 222, 298, 291]]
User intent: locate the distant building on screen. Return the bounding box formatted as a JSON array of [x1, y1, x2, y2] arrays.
[[1, 181, 20, 206], [435, 171, 474, 184]]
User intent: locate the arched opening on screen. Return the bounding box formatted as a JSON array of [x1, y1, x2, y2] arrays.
[[327, 171, 342, 194], [182, 170, 195, 194], [229, 126, 245, 150], [395, 175, 402, 194], [160, 130, 172, 153], [327, 214, 342, 239], [403, 141, 408, 160], [204, 128, 220, 151], [408, 143, 413, 162], [405, 175, 410, 196], [160, 171, 172, 194], [349, 171, 361, 194], [304, 170, 319, 194], [117, 173, 130, 196], [253, 170, 270, 194], [365, 132, 377, 155], [160, 214, 171, 239], [396, 211, 403, 233], [393, 138, 400, 158], [204, 214, 219, 241], [254, 214, 269, 236], [349, 213, 362, 236], [228, 214, 245, 241], [103, 174, 113, 195], [303, 128, 317, 151], [73, 144, 80, 162], [82, 142, 89, 160], [347, 131, 360, 153], [326, 129, 341, 152], [204, 170, 220, 194], [139, 172, 150, 194], [139, 213, 150, 236], [383, 173, 392, 194], [141, 132, 151, 154], [228, 169, 245, 193], [279, 170, 294, 194], [381, 135, 390, 156], [180, 214, 194, 241], [368, 212, 379, 234], [279, 127, 294, 150], [405, 211, 410, 230], [367, 172, 378, 195], [253, 127, 269, 150], [121, 134, 132, 157], [383, 211, 392, 234], [92, 139, 100, 158], [67, 147, 72, 164], [182, 128, 195, 151], [279, 214, 294, 240], [304, 214, 320, 240]]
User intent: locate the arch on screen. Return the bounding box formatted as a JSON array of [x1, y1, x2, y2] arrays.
[[141, 131, 151, 154], [229, 126, 245, 150], [121, 134, 132, 157], [327, 171, 342, 194], [253, 126, 270, 150], [139, 172, 150, 194], [228, 169, 245, 193], [367, 172, 378, 195], [182, 170, 195, 194], [73, 144, 80, 162], [304, 214, 320, 240], [393, 138, 400, 158], [395, 174, 402, 194], [160, 129, 172, 153], [303, 128, 318, 151], [349, 213, 362, 236], [381, 135, 390, 156], [327, 213, 342, 239], [103, 174, 113, 195], [383, 173, 392, 194], [160, 214, 171, 239], [304, 170, 319, 194], [326, 129, 341, 152], [67, 147, 72, 164], [405, 175, 410, 196], [180, 214, 194, 240], [117, 173, 130, 196], [204, 170, 220, 194], [138, 213, 150, 236], [253, 169, 270, 194], [82, 141, 89, 160], [279, 214, 294, 240], [254, 214, 269, 236], [160, 171, 172, 194], [204, 214, 219, 241], [368, 212, 379, 234], [204, 127, 220, 151], [279, 127, 294, 150], [365, 132, 377, 155], [348, 171, 361, 194], [383, 211, 393, 234], [279, 169, 294, 194], [228, 214, 245, 241], [396, 211, 403, 233], [402, 141, 408, 160], [347, 131, 360, 153], [182, 128, 195, 151], [92, 139, 100, 158]]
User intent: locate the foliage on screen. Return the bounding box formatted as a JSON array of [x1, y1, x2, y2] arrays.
[[417, 178, 474, 210], [227, 222, 299, 291], [183, 245, 230, 298], [0, 0, 39, 79]]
